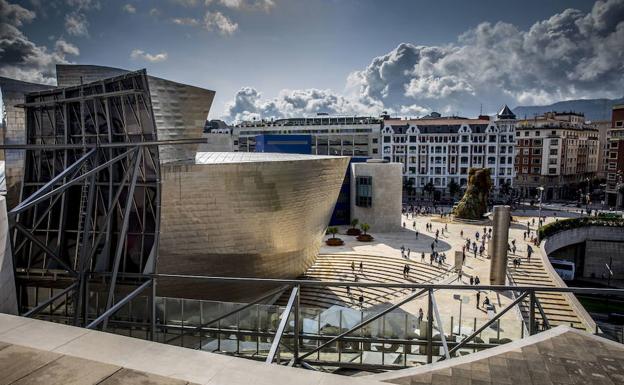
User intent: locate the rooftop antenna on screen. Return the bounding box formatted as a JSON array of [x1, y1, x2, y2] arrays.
[[480, 103, 483, 115]]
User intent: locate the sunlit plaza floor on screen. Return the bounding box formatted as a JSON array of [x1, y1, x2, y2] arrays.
[[314, 206, 587, 353]]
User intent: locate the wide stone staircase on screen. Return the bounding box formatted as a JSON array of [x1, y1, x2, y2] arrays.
[[277, 253, 451, 309], [507, 251, 588, 330]]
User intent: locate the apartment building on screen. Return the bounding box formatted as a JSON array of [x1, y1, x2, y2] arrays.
[[515, 112, 599, 201], [605, 105, 624, 208], [380, 106, 516, 195]]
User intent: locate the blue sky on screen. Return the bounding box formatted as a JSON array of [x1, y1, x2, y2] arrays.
[[2, 0, 623, 122]]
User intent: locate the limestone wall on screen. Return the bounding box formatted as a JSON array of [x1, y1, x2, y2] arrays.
[[0, 196, 17, 314], [350, 162, 402, 233]]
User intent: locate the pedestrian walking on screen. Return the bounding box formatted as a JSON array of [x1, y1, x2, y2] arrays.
[[346, 286, 351, 295], [359, 261, 364, 271], [470, 276, 474, 285], [351, 261, 355, 271], [421, 252, 425, 262], [475, 276, 480, 285], [415, 230, 419, 239], [407, 248, 411, 258], [418, 308, 424, 324], [527, 245, 533, 262], [460, 230, 464, 238]]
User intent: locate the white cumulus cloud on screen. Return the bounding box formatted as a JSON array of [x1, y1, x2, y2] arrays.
[[203, 11, 237, 35], [130, 49, 168, 63], [0, 0, 80, 84], [122, 4, 136, 14], [223, 0, 624, 121]]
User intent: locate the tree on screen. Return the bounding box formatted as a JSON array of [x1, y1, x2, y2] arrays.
[[327, 227, 338, 239], [350, 218, 359, 229], [424, 181, 435, 199], [448, 180, 460, 198], [404, 178, 415, 198], [360, 223, 370, 235], [499, 180, 512, 197]]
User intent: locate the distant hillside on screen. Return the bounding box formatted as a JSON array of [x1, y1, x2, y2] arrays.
[[513, 97, 624, 122]]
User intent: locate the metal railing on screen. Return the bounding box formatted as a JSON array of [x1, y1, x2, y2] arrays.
[[19, 272, 624, 371]]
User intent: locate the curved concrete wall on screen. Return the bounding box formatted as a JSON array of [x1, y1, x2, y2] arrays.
[[543, 226, 624, 256], [158, 153, 349, 300]]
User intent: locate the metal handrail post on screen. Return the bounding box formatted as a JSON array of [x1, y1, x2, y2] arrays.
[[266, 286, 298, 364], [293, 284, 300, 364], [529, 291, 536, 335], [430, 290, 450, 360], [427, 288, 433, 363]]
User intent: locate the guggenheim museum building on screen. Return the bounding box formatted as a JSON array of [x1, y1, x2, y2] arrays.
[[0, 64, 347, 308]]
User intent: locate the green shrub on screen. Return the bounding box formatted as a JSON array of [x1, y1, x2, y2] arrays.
[[538, 217, 624, 239]]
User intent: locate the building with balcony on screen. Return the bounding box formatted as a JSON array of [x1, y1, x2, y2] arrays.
[[605, 105, 624, 208], [515, 112, 599, 201], [380, 106, 516, 196]]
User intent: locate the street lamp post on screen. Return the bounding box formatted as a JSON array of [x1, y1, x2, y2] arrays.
[[537, 186, 544, 225]]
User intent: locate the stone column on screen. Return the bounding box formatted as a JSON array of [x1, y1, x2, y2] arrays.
[[490, 205, 511, 285]]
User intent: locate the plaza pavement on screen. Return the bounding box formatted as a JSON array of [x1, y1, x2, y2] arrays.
[[316, 207, 592, 346]]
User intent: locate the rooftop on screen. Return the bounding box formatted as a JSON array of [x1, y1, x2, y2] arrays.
[[194, 151, 345, 164]]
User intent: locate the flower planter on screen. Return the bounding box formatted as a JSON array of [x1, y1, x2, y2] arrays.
[[326, 238, 345, 246], [346, 228, 361, 236], [356, 234, 374, 242]]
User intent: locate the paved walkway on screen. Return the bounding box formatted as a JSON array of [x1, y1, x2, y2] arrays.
[[0, 313, 383, 385], [368, 325, 624, 385], [308, 208, 594, 344]]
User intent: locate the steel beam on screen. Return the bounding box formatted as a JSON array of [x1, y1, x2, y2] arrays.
[[22, 282, 78, 318], [86, 279, 153, 330], [11, 147, 137, 215], [102, 148, 142, 330], [266, 286, 298, 364], [12, 148, 95, 212], [0, 138, 206, 150], [13, 222, 77, 276]]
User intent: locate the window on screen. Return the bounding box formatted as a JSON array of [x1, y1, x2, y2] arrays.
[[549, 149, 558, 155], [372, 148, 378, 154], [383, 136, 391, 143], [548, 168, 557, 174], [372, 138, 378, 143], [356, 176, 372, 207]]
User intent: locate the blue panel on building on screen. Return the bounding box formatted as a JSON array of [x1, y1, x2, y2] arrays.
[[329, 156, 369, 226], [255, 134, 312, 154]]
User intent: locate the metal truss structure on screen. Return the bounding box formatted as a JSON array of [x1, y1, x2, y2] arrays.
[[5, 70, 200, 331]]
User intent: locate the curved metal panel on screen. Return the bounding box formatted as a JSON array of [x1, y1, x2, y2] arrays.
[[158, 153, 349, 301]]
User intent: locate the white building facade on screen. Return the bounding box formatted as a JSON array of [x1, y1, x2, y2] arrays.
[[380, 108, 516, 195]]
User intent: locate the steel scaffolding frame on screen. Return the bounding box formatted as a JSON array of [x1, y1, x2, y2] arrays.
[[4, 70, 186, 332]]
